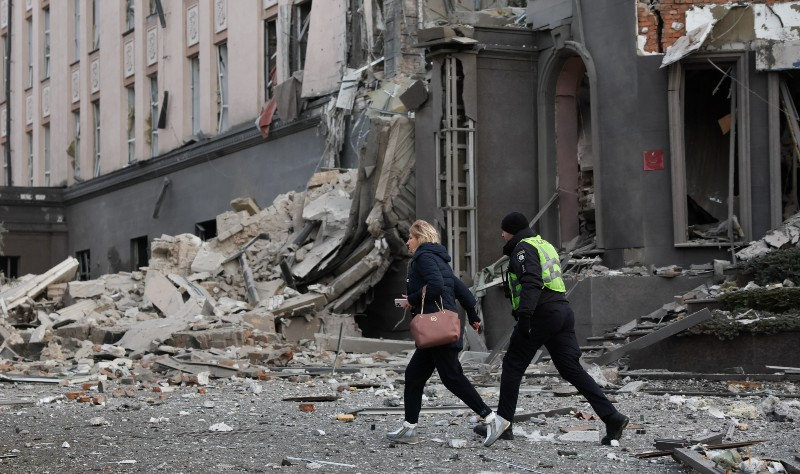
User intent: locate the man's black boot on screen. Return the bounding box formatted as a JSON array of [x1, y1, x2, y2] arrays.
[[600, 412, 629, 445]]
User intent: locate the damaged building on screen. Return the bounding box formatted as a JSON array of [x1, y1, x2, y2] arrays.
[[1, 0, 799, 358]]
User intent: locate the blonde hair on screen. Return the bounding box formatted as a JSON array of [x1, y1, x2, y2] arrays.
[[409, 219, 440, 244]]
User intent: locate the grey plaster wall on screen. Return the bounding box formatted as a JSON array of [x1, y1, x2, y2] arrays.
[[64, 127, 326, 278], [473, 29, 538, 271], [580, 1, 645, 255]]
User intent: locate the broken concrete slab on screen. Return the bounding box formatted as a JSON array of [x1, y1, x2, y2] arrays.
[[190, 244, 227, 275], [0, 257, 79, 311], [53, 300, 101, 326], [144, 271, 183, 317], [240, 308, 277, 333], [590, 309, 713, 366], [272, 292, 327, 318], [67, 280, 105, 299], [315, 333, 415, 354], [116, 316, 192, 352], [230, 197, 261, 216]]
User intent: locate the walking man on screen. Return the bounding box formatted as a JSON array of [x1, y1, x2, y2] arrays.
[[484, 212, 629, 447]]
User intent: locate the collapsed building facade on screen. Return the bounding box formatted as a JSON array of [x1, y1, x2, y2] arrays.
[[0, 0, 799, 359]]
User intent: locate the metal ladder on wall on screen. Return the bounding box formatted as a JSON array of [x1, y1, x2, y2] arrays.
[[436, 56, 477, 281]]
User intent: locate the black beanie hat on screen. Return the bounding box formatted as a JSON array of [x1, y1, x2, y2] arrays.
[[501, 212, 529, 235]]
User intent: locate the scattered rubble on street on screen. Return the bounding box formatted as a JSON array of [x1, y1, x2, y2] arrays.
[[2, 184, 800, 473]]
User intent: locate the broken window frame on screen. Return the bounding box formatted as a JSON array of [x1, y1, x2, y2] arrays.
[[668, 52, 752, 246], [263, 16, 277, 100], [73, 0, 80, 61], [149, 74, 159, 157], [92, 100, 101, 177], [91, 0, 100, 51], [43, 124, 50, 186], [216, 42, 229, 133], [26, 18, 32, 87], [72, 110, 81, 179], [127, 85, 135, 163], [42, 6, 50, 80], [27, 131, 33, 186], [125, 0, 135, 32], [190, 55, 200, 136], [76, 249, 90, 281], [289, 1, 311, 76]]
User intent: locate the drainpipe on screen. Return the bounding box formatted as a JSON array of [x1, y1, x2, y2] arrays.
[[4, 0, 11, 185]]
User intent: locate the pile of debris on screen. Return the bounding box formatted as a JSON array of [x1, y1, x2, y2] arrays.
[[0, 115, 417, 377]]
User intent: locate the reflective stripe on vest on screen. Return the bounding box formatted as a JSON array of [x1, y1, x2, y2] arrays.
[[506, 236, 566, 311]]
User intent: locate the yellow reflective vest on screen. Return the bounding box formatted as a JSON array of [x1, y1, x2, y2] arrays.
[[507, 236, 566, 311]]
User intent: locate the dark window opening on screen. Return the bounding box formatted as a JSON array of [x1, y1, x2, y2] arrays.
[[780, 71, 800, 220], [290, 1, 311, 75], [683, 64, 741, 242], [130, 235, 149, 271], [264, 18, 277, 100], [0, 256, 20, 279], [76, 249, 91, 281], [195, 219, 217, 241]]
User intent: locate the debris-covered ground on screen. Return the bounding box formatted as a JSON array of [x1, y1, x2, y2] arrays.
[[1, 351, 799, 473], [2, 157, 800, 473]]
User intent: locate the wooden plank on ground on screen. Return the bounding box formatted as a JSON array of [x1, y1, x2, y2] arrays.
[[591, 309, 712, 366]]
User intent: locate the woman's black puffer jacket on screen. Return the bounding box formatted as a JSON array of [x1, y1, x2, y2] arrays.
[[406, 242, 479, 350]]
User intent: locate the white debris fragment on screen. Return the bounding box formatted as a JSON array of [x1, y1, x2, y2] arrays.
[[89, 417, 109, 426], [62, 442, 70, 448], [448, 439, 467, 448], [209, 422, 233, 432], [37, 395, 64, 405], [148, 416, 170, 423]]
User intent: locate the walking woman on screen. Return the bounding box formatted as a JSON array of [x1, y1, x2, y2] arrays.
[[387, 219, 498, 444]]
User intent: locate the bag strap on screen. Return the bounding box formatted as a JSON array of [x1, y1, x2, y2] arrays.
[[422, 285, 446, 312]]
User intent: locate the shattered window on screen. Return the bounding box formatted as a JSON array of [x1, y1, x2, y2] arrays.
[[289, 1, 311, 75], [669, 56, 751, 245], [76, 249, 91, 281], [779, 71, 800, 221]]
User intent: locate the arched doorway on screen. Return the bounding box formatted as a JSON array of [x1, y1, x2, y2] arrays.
[[539, 48, 598, 251]]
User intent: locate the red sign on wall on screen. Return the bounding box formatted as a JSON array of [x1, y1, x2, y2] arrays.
[[643, 150, 664, 171]]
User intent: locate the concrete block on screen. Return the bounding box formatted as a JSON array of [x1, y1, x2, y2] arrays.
[[241, 308, 277, 333], [102, 273, 139, 293], [230, 197, 261, 215], [272, 292, 327, 317], [116, 316, 192, 352], [144, 271, 183, 317], [279, 314, 321, 342], [68, 280, 106, 299], [191, 245, 226, 274], [170, 327, 247, 349], [254, 280, 284, 300], [54, 300, 101, 325]]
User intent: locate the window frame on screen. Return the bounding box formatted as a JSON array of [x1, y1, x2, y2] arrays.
[[216, 43, 228, 133], [127, 85, 135, 163], [667, 52, 752, 246], [93, 100, 101, 177]]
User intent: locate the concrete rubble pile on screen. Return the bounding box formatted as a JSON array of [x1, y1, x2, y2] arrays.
[[0, 115, 417, 382]]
